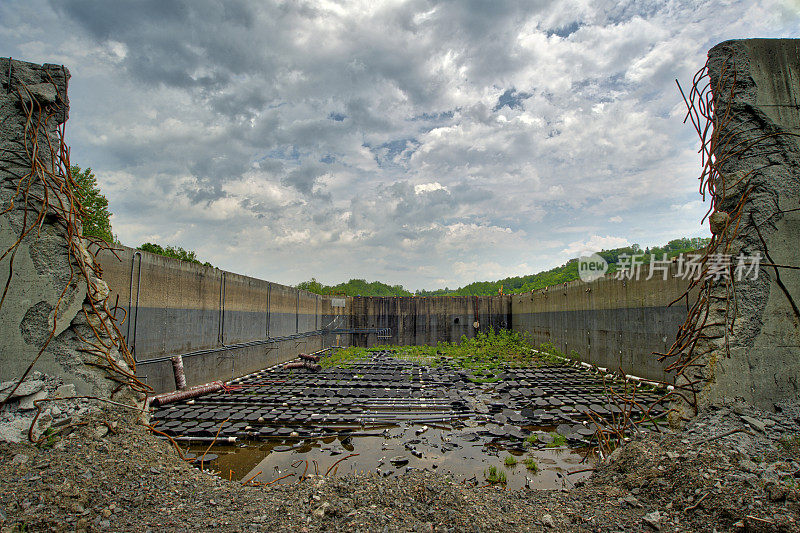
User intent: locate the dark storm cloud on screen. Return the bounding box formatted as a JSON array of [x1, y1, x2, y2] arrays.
[[181, 176, 223, 204], [545, 21, 582, 38], [52, 0, 261, 88]]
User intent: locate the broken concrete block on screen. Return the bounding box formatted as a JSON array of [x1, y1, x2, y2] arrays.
[[0, 418, 31, 443], [21, 82, 58, 105], [0, 380, 45, 399], [19, 389, 48, 410], [54, 384, 76, 398], [740, 416, 766, 433], [642, 511, 662, 530]]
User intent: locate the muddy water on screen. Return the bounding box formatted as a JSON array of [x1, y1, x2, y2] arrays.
[[166, 353, 661, 489], [191, 423, 594, 490]]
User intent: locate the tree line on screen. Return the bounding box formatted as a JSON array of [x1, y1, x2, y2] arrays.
[[297, 277, 413, 297], [299, 237, 710, 297]]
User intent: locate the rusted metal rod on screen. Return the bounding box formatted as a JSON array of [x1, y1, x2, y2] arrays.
[[150, 381, 224, 406], [325, 453, 359, 476]]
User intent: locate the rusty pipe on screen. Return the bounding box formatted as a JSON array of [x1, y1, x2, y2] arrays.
[[171, 355, 187, 390], [150, 381, 223, 407]]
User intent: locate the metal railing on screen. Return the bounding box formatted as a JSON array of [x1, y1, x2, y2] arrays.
[[135, 327, 392, 366]]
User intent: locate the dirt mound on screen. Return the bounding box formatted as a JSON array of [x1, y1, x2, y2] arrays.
[[1, 400, 797, 532]]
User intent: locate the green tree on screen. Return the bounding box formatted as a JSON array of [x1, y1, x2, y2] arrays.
[[138, 242, 212, 267], [297, 277, 328, 294], [296, 278, 412, 297], [71, 165, 114, 243]]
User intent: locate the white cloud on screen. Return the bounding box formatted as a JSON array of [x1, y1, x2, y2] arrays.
[[562, 235, 632, 256], [414, 182, 447, 195], [1, 0, 794, 289]]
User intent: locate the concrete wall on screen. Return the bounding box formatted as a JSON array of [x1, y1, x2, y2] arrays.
[[350, 295, 511, 347], [97, 245, 341, 393], [0, 59, 149, 443], [0, 59, 84, 385], [95, 242, 687, 391], [94, 246, 518, 391], [511, 264, 693, 383]]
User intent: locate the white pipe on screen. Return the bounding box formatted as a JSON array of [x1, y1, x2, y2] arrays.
[[530, 349, 674, 391]]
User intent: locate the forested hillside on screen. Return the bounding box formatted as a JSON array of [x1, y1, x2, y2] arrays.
[[296, 278, 413, 297], [298, 237, 710, 297]]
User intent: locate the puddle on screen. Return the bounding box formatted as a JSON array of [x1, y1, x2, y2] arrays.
[[154, 351, 665, 490], [189, 423, 594, 490]]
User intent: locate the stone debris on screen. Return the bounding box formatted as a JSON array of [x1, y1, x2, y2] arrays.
[[642, 510, 662, 530], [0, 397, 797, 532], [740, 415, 766, 433], [0, 372, 95, 443], [0, 380, 45, 399]]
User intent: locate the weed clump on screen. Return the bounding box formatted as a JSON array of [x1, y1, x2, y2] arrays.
[[321, 329, 565, 379], [523, 457, 539, 472], [484, 465, 507, 484], [546, 432, 567, 448], [778, 434, 800, 457]]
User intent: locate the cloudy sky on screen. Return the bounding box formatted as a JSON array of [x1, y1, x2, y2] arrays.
[[2, 1, 798, 290]]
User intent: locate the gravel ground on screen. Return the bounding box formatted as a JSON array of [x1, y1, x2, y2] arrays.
[[1, 400, 798, 532]]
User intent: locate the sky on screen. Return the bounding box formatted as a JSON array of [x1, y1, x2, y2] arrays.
[[2, 1, 798, 290]]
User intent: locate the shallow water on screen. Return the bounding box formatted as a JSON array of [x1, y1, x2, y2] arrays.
[[166, 352, 667, 489], [191, 423, 594, 490]]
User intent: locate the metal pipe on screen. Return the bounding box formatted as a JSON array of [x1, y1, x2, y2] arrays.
[[171, 355, 187, 390], [135, 330, 328, 365], [155, 435, 237, 444], [127, 251, 142, 360], [283, 360, 321, 371], [135, 328, 381, 366], [150, 381, 224, 406], [266, 282, 271, 339], [529, 348, 674, 390], [218, 271, 226, 344]]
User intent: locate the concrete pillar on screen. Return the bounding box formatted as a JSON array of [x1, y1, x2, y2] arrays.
[[686, 39, 800, 411]]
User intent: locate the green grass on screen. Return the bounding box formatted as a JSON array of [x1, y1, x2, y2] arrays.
[[523, 457, 539, 472], [485, 465, 509, 484], [504, 455, 517, 467], [36, 427, 58, 449], [546, 432, 567, 448], [525, 431, 566, 449], [321, 329, 566, 380], [536, 342, 583, 364]]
